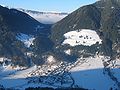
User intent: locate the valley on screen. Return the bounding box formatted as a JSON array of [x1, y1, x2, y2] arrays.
[[0, 0, 120, 90]]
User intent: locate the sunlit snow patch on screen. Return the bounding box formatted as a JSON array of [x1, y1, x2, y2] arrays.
[[47, 55, 56, 64], [64, 49, 71, 55], [16, 33, 35, 47], [62, 29, 102, 46]]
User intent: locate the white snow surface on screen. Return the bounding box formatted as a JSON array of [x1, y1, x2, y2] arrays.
[[0, 56, 120, 90], [70, 56, 117, 90], [16, 33, 35, 47], [64, 49, 71, 55], [0, 65, 37, 89], [0, 58, 4, 62], [63, 29, 102, 46], [0, 57, 11, 62], [47, 55, 56, 64]]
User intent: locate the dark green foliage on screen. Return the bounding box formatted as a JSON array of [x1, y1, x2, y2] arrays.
[[29, 35, 54, 65], [53, 49, 78, 62], [32, 36, 54, 55], [0, 5, 51, 35], [0, 12, 29, 66]]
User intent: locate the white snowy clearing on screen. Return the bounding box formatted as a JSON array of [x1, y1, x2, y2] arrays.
[[16, 33, 35, 47], [62, 29, 102, 46]]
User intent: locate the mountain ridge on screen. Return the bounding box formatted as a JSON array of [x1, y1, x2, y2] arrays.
[[0, 0, 120, 89], [50, 0, 120, 58], [17, 8, 68, 24], [0, 5, 53, 66]]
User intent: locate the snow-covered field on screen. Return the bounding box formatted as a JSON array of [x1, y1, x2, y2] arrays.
[[0, 56, 120, 90], [70, 56, 117, 90], [63, 29, 102, 46]]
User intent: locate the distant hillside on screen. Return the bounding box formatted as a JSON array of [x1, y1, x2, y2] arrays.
[[0, 5, 51, 35], [17, 8, 68, 24]]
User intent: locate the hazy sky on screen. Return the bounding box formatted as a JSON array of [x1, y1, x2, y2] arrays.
[[0, 0, 97, 12]]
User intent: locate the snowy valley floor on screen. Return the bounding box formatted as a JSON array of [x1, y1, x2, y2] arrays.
[[0, 56, 120, 90]]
